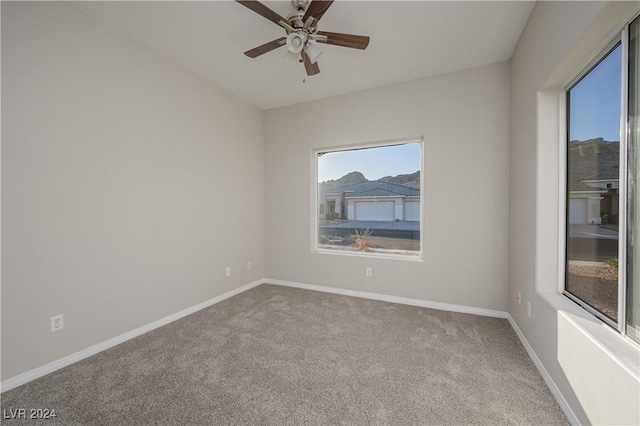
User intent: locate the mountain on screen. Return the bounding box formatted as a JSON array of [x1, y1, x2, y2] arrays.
[[320, 170, 420, 192], [568, 138, 619, 190], [377, 171, 420, 189], [319, 171, 368, 192]]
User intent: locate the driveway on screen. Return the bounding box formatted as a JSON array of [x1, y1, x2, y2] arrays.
[[568, 224, 618, 240]]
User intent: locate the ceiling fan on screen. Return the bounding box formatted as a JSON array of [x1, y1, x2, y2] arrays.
[[236, 0, 370, 76]]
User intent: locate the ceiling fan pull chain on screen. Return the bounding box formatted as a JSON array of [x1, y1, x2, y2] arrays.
[[301, 60, 307, 84]]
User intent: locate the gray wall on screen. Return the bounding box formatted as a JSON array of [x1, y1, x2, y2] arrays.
[[264, 62, 511, 312], [1, 2, 265, 379], [510, 1, 640, 424]]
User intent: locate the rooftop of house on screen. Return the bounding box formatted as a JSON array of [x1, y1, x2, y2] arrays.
[[324, 181, 420, 198]]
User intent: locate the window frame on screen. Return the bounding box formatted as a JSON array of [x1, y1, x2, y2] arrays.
[[561, 22, 637, 343], [311, 137, 425, 261]]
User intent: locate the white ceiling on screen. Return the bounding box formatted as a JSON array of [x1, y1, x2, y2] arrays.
[[71, 1, 535, 110]]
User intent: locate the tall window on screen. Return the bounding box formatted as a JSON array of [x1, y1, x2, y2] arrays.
[[627, 16, 640, 343], [565, 15, 640, 344], [315, 141, 422, 258], [566, 44, 621, 323]]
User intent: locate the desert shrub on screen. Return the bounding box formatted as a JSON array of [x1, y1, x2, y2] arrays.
[[604, 257, 618, 269], [351, 228, 375, 252], [326, 211, 339, 220]]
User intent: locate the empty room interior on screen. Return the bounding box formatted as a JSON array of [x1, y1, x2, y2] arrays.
[[2, 1, 640, 425]]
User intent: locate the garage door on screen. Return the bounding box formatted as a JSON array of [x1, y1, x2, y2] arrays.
[[355, 201, 395, 221], [569, 199, 587, 224], [404, 201, 420, 221]]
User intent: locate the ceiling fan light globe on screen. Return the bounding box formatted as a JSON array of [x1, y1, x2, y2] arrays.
[[284, 50, 301, 65], [286, 32, 305, 54], [304, 43, 323, 64]]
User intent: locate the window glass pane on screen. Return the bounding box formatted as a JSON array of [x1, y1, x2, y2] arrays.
[[566, 44, 621, 322], [317, 143, 421, 257], [627, 17, 640, 342]]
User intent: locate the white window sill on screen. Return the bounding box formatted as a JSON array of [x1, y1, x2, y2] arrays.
[[315, 248, 424, 262], [538, 290, 640, 380]]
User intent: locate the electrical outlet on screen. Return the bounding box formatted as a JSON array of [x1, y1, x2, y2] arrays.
[[225, 267, 231, 277], [516, 291, 522, 306], [247, 261, 252, 270], [51, 314, 64, 332], [365, 267, 372, 277], [526, 302, 531, 318]]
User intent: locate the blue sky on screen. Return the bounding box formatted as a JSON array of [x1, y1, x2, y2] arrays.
[[318, 142, 421, 182], [569, 44, 621, 142]]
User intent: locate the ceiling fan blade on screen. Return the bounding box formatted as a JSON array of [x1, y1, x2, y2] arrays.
[[244, 37, 287, 58], [236, 0, 288, 26], [316, 31, 370, 50], [303, 0, 334, 23], [302, 51, 320, 76]]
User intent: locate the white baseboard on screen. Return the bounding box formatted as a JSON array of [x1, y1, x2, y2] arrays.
[[0, 279, 265, 393], [506, 315, 580, 426], [265, 278, 509, 319]]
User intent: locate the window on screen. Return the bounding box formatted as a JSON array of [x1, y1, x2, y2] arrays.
[[565, 43, 621, 324], [315, 141, 422, 258], [628, 16, 640, 343], [564, 15, 640, 344]]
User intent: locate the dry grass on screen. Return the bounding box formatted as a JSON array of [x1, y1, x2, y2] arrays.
[[368, 236, 419, 251]]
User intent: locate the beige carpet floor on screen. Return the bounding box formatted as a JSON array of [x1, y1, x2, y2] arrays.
[[1, 284, 567, 425]]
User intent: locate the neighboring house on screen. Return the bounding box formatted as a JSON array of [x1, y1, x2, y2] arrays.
[[569, 175, 619, 225], [320, 181, 420, 222], [568, 140, 619, 225]]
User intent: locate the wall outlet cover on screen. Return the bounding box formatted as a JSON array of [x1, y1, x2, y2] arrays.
[[51, 314, 64, 332]]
